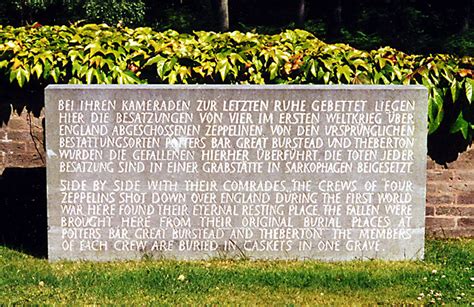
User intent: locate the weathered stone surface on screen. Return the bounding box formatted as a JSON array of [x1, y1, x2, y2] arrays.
[[45, 85, 427, 261]]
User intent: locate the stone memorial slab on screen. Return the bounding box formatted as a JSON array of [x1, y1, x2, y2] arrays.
[[45, 85, 428, 261]]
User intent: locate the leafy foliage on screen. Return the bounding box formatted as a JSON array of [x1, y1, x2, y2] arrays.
[[0, 24, 472, 141], [84, 0, 146, 27]]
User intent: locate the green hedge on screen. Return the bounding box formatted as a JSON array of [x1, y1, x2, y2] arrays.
[[0, 24, 473, 141]]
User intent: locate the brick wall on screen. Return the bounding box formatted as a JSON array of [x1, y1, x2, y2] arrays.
[[0, 108, 44, 171], [426, 149, 474, 237], [1, 109, 473, 238]]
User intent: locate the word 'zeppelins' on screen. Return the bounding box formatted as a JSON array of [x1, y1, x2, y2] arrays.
[[45, 85, 427, 261]]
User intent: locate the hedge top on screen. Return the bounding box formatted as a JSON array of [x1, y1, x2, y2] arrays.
[[0, 23, 473, 139]]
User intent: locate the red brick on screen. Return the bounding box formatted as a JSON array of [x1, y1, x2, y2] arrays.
[[426, 217, 456, 229], [426, 157, 447, 170], [457, 192, 474, 204], [427, 170, 454, 182], [426, 159, 437, 169], [449, 150, 474, 169], [447, 182, 473, 192], [426, 206, 435, 216], [426, 228, 474, 238], [0, 141, 26, 153], [25, 142, 45, 154], [6, 130, 35, 141], [426, 194, 455, 205], [4, 111, 42, 129], [458, 218, 474, 228], [449, 160, 474, 169], [25, 146, 44, 157], [3, 151, 44, 167], [6, 117, 30, 130], [452, 170, 474, 182], [29, 122, 43, 131], [435, 206, 474, 217], [427, 182, 450, 194]]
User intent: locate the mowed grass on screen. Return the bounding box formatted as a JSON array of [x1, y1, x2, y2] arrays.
[[0, 239, 472, 305]]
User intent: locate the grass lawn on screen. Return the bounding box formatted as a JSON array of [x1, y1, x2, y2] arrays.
[[0, 239, 472, 305]]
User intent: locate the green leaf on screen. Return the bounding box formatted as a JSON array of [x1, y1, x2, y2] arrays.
[[43, 60, 51, 78], [441, 68, 454, 83], [177, 66, 190, 83], [353, 72, 371, 84], [50, 67, 59, 83], [85, 42, 102, 57], [378, 58, 387, 69], [269, 62, 278, 80], [68, 77, 82, 84], [229, 53, 245, 65], [422, 76, 434, 88], [428, 90, 444, 134], [352, 58, 371, 71], [9, 69, 17, 84], [167, 70, 178, 84], [157, 57, 177, 80], [337, 65, 352, 83], [32, 63, 43, 79], [450, 112, 470, 139], [217, 58, 232, 81], [450, 79, 460, 103], [122, 70, 140, 84], [144, 55, 166, 67], [320, 58, 334, 71], [465, 78, 473, 104], [323, 72, 330, 84], [94, 69, 103, 83], [15, 69, 27, 87], [392, 65, 402, 81], [86, 67, 95, 84], [155, 58, 168, 79], [71, 61, 81, 76], [433, 88, 444, 109], [0, 60, 8, 69], [309, 60, 317, 77]]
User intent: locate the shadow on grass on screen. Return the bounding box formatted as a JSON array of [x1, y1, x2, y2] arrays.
[[0, 167, 47, 258]]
